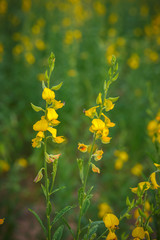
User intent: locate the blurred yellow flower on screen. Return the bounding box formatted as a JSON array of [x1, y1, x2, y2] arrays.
[[114, 158, 123, 170], [103, 213, 119, 230], [109, 13, 118, 24], [78, 143, 88, 153], [0, 0, 7, 14], [22, 0, 31, 12], [140, 5, 149, 17], [25, 52, 35, 64], [17, 158, 28, 168], [35, 39, 46, 51], [0, 218, 5, 224], [131, 164, 143, 176], [62, 18, 71, 27], [114, 150, 128, 162], [94, 2, 106, 15], [12, 44, 23, 56], [108, 28, 117, 37], [0, 160, 10, 172], [37, 73, 45, 82], [98, 202, 112, 218], [67, 69, 77, 77], [127, 54, 140, 69]]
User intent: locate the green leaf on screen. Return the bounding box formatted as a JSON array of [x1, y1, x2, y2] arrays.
[[146, 225, 153, 234], [126, 196, 130, 206], [81, 221, 103, 232], [61, 217, 75, 238], [51, 82, 63, 91], [41, 184, 46, 197], [90, 233, 97, 240], [45, 70, 49, 81], [87, 186, 94, 195], [138, 208, 147, 219], [81, 198, 90, 216], [52, 225, 64, 240], [88, 225, 98, 238], [78, 187, 84, 207], [108, 96, 119, 102], [51, 205, 76, 226], [31, 103, 44, 112], [28, 208, 47, 236], [112, 72, 119, 82], [49, 186, 66, 196]]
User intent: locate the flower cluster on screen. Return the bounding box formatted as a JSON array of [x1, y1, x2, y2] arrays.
[[147, 111, 160, 143], [78, 56, 119, 174], [32, 87, 65, 148]]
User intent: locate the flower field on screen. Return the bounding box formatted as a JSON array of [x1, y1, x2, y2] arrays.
[[0, 0, 160, 239]]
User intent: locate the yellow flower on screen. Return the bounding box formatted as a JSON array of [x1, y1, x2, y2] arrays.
[[109, 13, 118, 24], [98, 203, 112, 218], [106, 231, 117, 240], [90, 119, 105, 132], [42, 88, 55, 102], [93, 149, 103, 161], [0, 160, 10, 172], [96, 93, 102, 105], [32, 131, 45, 148], [154, 163, 160, 170], [25, 52, 35, 64], [147, 120, 158, 136], [0, 218, 5, 225], [47, 127, 57, 138], [131, 164, 143, 176], [47, 108, 58, 121], [45, 153, 61, 163], [85, 106, 99, 119], [52, 99, 64, 110], [101, 136, 111, 144], [102, 113, 115, 127], [91, 163, 100, 174], [33, 118, 48, 131], [50, 119, 60, 126], [53, 136, 65, 144], [94, 1, 106, 15], [131, 182, 150, 194], [132, 227, 145, 239], [78, 143, 88, 153], [103, 213, 119, 230], [104, 99, 115, 111], [17, 158, 28, 168], [150, 172, 160, 189]]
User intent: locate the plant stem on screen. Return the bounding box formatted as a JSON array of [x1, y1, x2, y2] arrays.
[[76, 135, 96, 240]]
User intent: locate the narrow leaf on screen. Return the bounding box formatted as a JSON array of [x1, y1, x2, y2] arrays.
[[51, 82, 63, 91], [31, 103, 44, 112], [81, 199, 90, 216], [41, 184, 46, 197], [112, 72, 119, 82], [50, 186, 66, 196], [28, 208, 47, 236], [52, 225, 64, 240], [51, 205, 76, 226]]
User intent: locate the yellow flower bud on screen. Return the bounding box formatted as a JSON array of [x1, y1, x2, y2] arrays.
[[150, 172, 160, 189], [132, 227, 145, 239], [91, 163, 100, 173], [53, 136, 65, 144], [104, 99, 115, 111], [96, 93, 102, 105], [85, 106, 99, 119]]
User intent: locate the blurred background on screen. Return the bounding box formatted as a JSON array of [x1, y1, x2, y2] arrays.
[[0, 0, 160, 239]]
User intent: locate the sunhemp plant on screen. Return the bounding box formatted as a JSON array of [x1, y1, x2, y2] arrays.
[[30, 53, 70, 240], [76, 55, 120, 240]]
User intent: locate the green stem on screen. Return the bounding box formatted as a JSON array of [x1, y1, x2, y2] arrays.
[[96, 229, 108, 240], [76, 135, 96, 240]]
